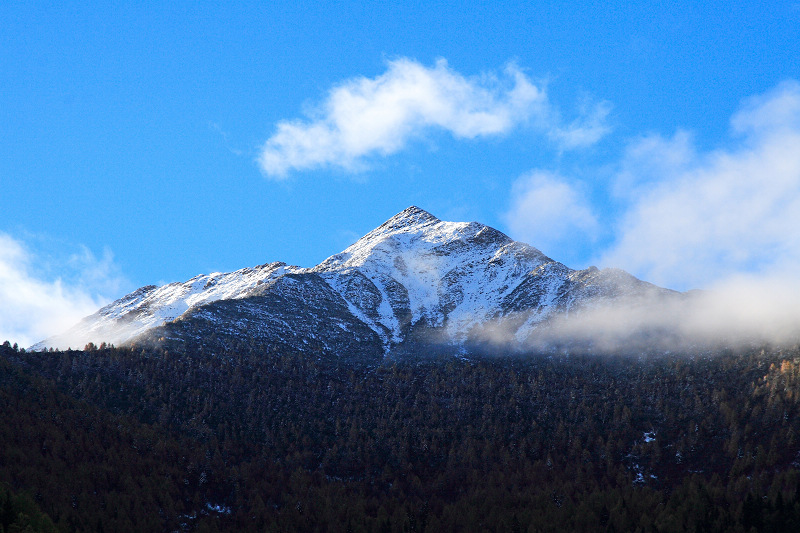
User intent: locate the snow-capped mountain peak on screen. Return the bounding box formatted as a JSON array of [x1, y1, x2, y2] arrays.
[[33, 207, 673, 356], [313, 207, 555, 346], [370, 205, 441, 233]]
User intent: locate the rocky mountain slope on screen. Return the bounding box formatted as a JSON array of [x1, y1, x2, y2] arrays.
[[33, 207, 675, 356]]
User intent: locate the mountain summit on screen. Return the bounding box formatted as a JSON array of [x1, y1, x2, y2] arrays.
[[373, 205, 441, 230], [33, 208, 673, 356]]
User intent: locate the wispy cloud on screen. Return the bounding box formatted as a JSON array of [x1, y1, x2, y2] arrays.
[[504, 170, 599, 261], [548, 97, 612, 151], [507, 81, 800, 291], [259, 58, 611, 177], [602, 80, 800, 290], [0, 233, 128, 348]]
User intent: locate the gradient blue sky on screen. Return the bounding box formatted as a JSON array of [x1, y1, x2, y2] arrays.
[[3, 1, 800, 345]]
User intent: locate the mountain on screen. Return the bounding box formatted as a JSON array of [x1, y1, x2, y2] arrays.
[[32, 207, 675, 356]]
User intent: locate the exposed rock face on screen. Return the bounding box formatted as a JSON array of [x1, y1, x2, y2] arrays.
[[33, 207, 675, 357]]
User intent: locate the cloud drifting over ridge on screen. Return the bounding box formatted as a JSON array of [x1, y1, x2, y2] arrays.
[[259, 58, 611, 177], [464, 276, 800, 355], [535, 279, 800, 351], [0, 233, 128, 348]]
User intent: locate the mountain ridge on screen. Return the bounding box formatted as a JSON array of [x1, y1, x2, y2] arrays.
[[32, 207, 674, 356]]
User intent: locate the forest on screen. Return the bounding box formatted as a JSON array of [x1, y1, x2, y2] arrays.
[[2, 339, 800, 532]]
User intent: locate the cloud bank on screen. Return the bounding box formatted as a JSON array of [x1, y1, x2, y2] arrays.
[[603, 80, 800, 290], [535, 281, 800, 353], [506, 80, 800, 291], [259, 58, 610, 177], [460, 277, 800, 356], [502, 81, 800, 351], [0, 233, 128, 348]]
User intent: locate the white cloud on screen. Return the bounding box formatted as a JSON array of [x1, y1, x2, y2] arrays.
[[611, 129, 696, 198], [504, 171, 599, 261], [601, 80, 800, 290], [548, 98, 612, 151], [0, 233, 128, 348], [496, 81, 800, 350], [259, 58, 610, 177], [521, 275, 800, 352]]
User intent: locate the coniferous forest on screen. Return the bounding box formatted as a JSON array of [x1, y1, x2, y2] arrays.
[[3, 339, 800, 532]]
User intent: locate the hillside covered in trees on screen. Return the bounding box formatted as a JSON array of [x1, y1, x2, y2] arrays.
[[2, 340, 800, 531]]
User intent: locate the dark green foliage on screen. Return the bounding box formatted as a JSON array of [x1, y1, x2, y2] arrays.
[[3, 339, 800, 531], [0, 484, 58, 533]]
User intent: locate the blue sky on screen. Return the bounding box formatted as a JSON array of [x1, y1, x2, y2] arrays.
[[3, 1, 800, 345]]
